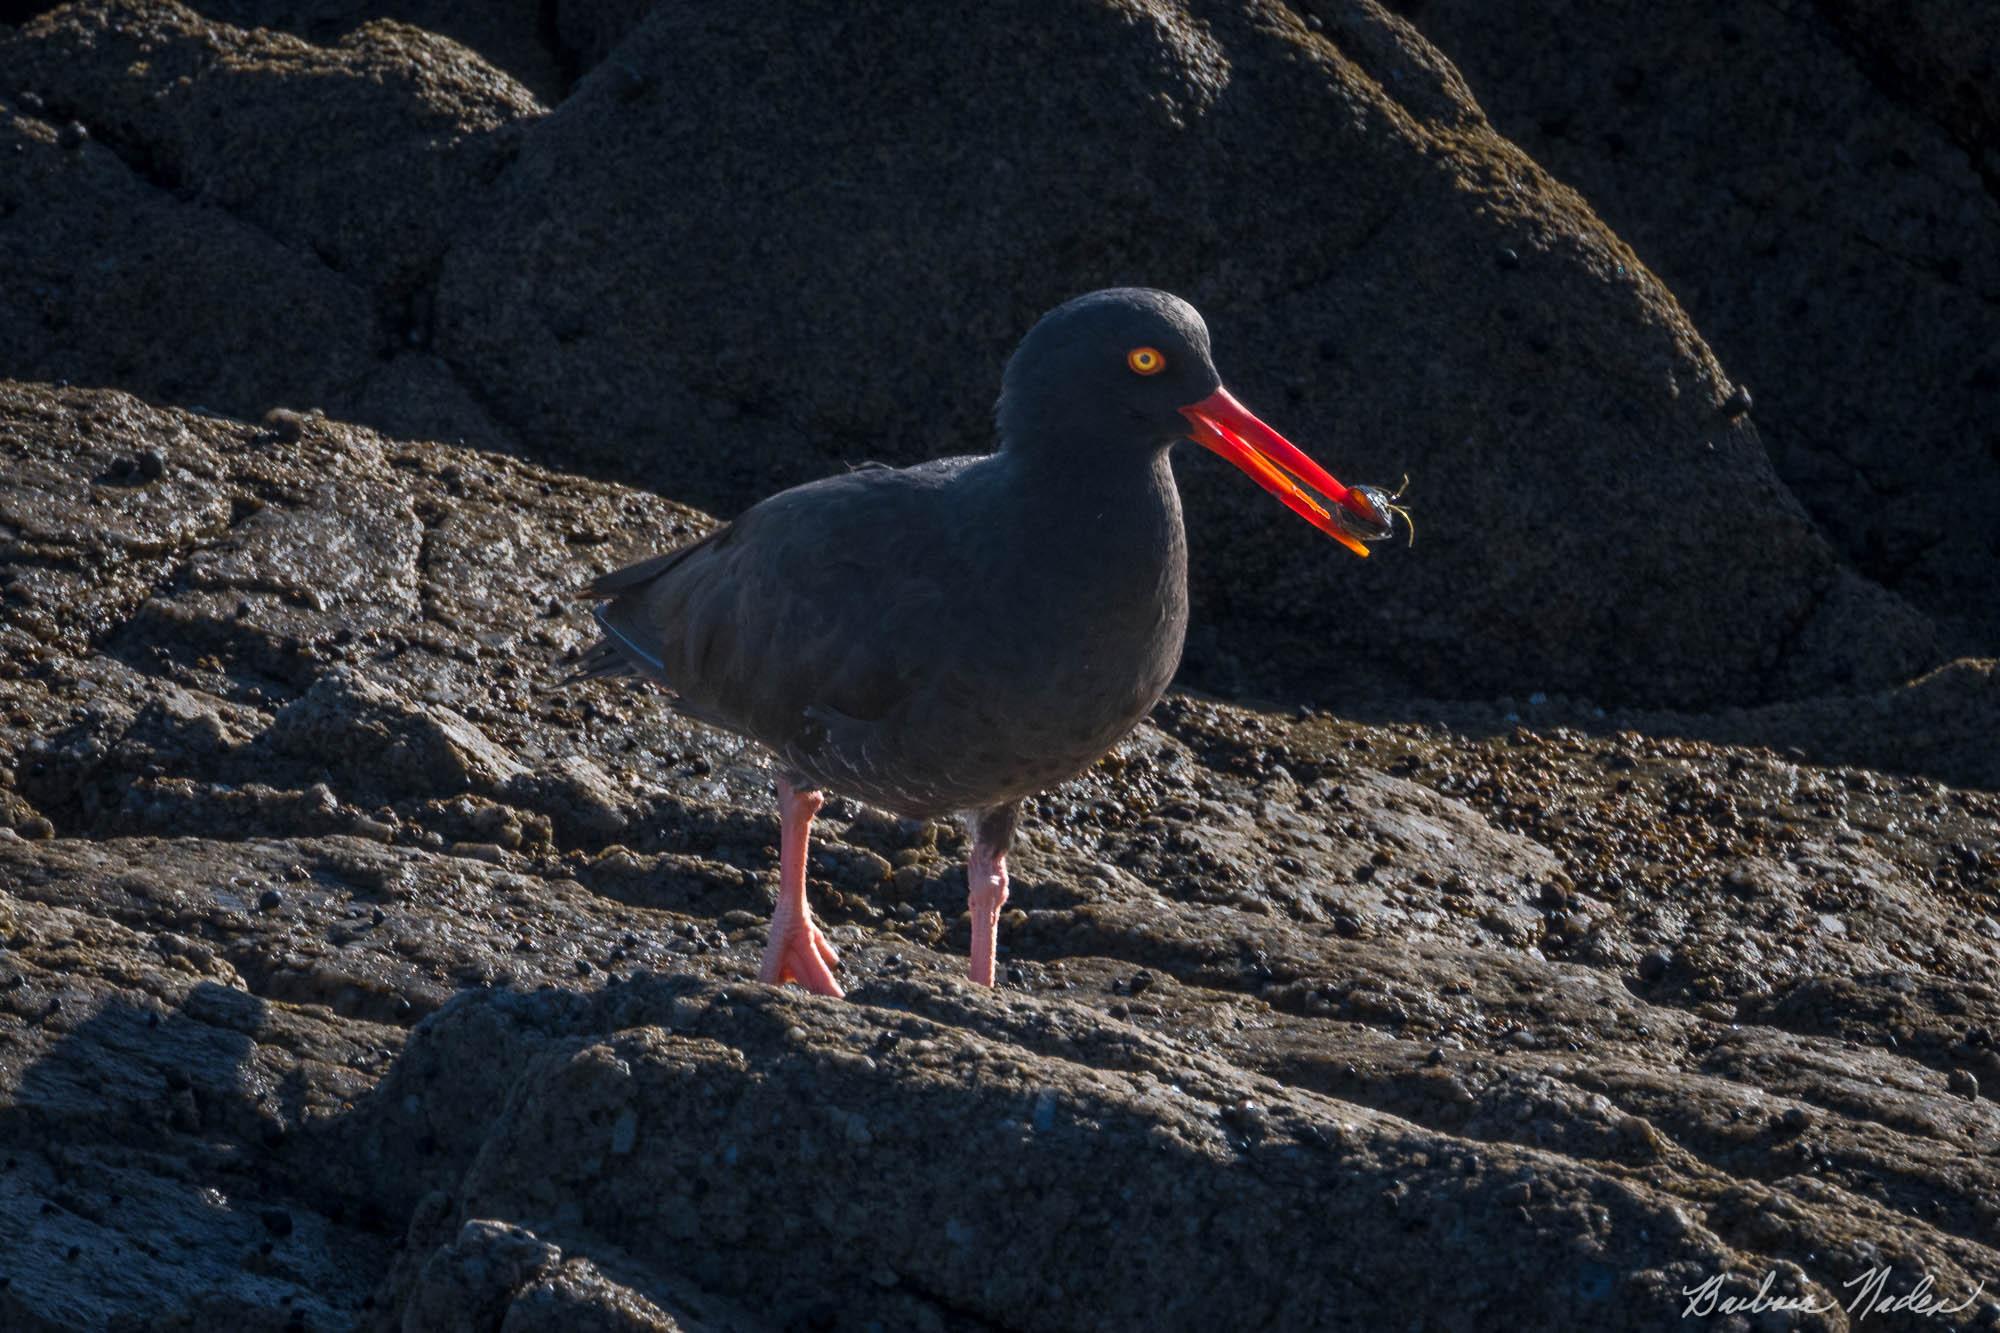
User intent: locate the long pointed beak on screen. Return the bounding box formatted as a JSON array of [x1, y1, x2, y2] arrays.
[[1179, 386, 1382, 558]]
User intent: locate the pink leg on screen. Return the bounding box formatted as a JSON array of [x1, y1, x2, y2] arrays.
[[967, 843, 1009, 987], [966, 804, 1019, 987], [758, 779, 843, 997]]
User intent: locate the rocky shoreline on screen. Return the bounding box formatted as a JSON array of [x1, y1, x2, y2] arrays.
[[2, 2, 1996, 1329]]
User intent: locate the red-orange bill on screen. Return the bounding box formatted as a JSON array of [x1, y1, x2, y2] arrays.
[[1178, 387, 1381, 558]]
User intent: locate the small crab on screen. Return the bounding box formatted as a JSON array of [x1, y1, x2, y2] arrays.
[[1333, 473, 1415, 548]]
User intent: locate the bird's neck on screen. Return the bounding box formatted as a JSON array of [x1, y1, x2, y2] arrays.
[[990, 445, 1187, 615], [988, 443, 1189, 708], [998, 441, 1179, 525], [997, 401, 1170, 475]]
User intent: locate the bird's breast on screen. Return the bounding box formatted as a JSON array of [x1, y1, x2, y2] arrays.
[[996, 471, 1189, 755], [778, 452, 1191, 818]]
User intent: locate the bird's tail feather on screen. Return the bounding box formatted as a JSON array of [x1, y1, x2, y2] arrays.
[[570, 638, 640, 681], [542, 605, 674, 697], [536, 639, 631, 697]]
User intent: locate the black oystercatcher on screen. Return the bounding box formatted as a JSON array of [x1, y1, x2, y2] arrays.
[[575, 289, 1393, 996]]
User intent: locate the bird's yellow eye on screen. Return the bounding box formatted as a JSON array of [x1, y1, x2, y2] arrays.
[[1127, 346, 1166, 376]]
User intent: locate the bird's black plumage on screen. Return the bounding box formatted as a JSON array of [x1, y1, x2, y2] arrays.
[[575, 287, 1390, 996], [581, 289, 1227, 821]]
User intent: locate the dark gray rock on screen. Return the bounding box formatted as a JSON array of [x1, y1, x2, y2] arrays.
[[0, 0, 1962, 711], [0, 1, 533, 452], [1, 0, 1997, 1323], [1380, 0, 2000, 670], [1, 383, 1995, 1329], [430, 0, 1932, 710]]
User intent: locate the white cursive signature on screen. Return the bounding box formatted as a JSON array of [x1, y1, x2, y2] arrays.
[[1681, 1270, 1832, 1317], [1681, 1267, 1985, 1320], [1844, 1267, 1985, 1321]]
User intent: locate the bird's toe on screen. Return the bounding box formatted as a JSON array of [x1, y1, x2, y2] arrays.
[[761, 920, 845, 998]]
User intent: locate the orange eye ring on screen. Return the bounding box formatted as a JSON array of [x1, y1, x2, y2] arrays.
[[1127, 346, 1166, 376]]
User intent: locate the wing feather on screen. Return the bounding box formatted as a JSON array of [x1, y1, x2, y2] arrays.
[[581, 528, 728, 599], [582, 462, 980, 773]]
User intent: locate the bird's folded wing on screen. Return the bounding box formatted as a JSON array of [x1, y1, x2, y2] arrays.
[[587, 468, 965, 752], [583, 528, 726, 599]]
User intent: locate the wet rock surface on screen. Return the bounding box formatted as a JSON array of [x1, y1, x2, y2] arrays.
[[2, 383, 1997, 1329], [0, 1, 1996, 1329]]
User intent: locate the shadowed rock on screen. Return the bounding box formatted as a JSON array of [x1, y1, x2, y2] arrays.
[[429, 1, 1936, 710], [0, 1, 1996, 1326], [1383, 0, 2000, 670], [0, 1, 534, 450], [0, 0, 1961, 711]]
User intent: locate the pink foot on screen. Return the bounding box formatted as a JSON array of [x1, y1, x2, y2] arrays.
[[758, 780, 845, 998], [760, 909, 843, 996]]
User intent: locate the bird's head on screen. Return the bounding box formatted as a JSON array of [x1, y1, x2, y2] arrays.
[[997, 287, 1392, 556]]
